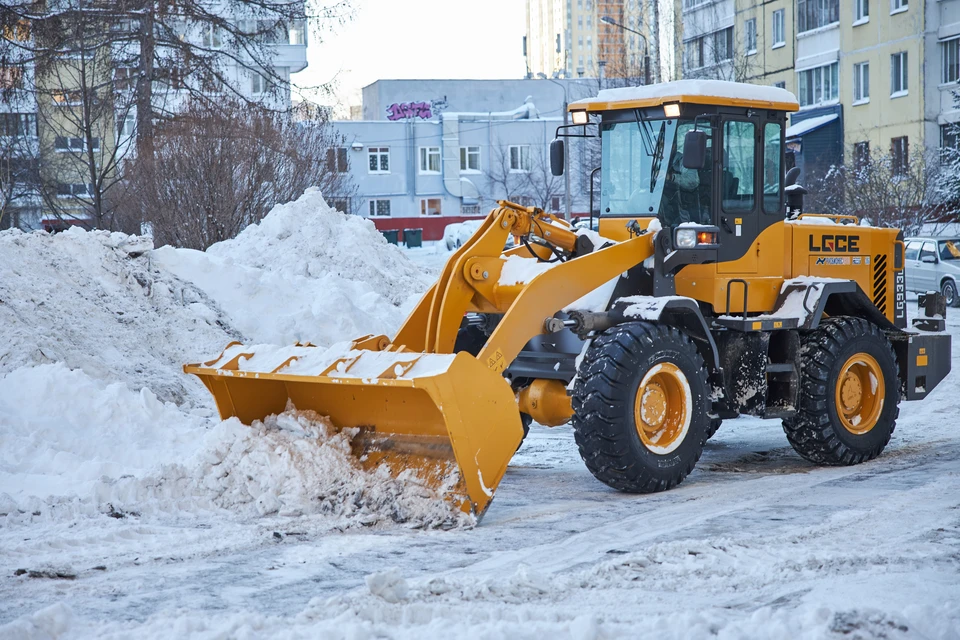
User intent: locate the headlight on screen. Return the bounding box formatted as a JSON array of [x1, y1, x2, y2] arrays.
[[571, 110, 588, 125], [675, 229, 697, 248]]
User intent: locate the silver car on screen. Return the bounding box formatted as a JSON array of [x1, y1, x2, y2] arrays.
[[904, 237, 960, 307]]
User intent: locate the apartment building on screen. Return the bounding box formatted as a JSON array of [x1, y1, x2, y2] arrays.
[[681, 0, 736, 80], [525, 0, 655, 81], [1, 1, 308, 230], [0, 17, 40, 229], [724, 0, 960, 183]]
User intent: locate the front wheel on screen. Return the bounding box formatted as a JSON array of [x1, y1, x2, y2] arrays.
[[942, 279, 960, 308], [572, 322, 710, 493], [782, 317, 899, 465]]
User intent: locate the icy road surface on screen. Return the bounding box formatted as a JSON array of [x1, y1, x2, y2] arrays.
[[1, 242, 958, 638]]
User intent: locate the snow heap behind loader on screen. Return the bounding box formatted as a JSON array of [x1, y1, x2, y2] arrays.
[[185, 80, 951, 520]]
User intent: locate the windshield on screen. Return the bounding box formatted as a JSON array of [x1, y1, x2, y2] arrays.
[[600, 118, 713, 228], [939, 240, 960, 260]]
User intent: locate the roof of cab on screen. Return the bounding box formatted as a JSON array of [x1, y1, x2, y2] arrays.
[[569, 79, 800, 113]]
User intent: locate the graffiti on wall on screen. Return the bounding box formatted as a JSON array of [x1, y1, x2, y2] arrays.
[[385, 98, 448, 121]]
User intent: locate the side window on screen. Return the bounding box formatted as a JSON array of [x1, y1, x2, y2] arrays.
[[763, 122, 782, 214], [904, 241, 920, 261], [920, 242, 938, 262], [722, 120, 756, 211]]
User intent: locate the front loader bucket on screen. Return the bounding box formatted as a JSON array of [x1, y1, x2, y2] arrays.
[[184, 344, 524, 517]]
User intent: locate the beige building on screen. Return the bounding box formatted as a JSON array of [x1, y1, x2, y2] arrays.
[[525, 0, 655, 80], [728, 0, 960, 176]]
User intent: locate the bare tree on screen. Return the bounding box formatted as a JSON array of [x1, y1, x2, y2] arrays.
[[120, 102, 355, 250], [485, 136, 564, 212]]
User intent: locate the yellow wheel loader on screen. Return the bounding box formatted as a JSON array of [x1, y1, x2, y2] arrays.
[[185, 80, 951, 519]]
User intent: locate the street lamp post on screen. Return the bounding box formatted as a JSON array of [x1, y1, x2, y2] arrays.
[[546, 78, 572, 221], [600, 16, 653, 85]]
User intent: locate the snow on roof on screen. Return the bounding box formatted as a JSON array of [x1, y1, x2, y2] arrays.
[[570, 80, 799, 111], [785, 114, 838, 139]]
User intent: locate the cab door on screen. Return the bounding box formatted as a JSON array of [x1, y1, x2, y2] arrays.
[[717, 118, 759, 273]]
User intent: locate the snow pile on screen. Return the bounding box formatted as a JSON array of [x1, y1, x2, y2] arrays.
[[207, 187, 430, 306], [0, 226, 239, 405], [99, 409, 472, 529]]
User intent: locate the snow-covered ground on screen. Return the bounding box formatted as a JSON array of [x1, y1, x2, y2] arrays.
[[1, 193, 959, 639]]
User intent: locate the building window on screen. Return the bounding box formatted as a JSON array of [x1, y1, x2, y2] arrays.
[[855, 0, 869, 23], [56, 183, 93, 198], [114, 67, 135, 91], [420, 198, 442, 215], [54, 136, 99, 152], [797, 62, 839, 107], [714, 27, 733, 63], [746, 19, 757, 55], [854, 141, 870, 170], [682, 0, 710, 9], [368, 199, 391, 217], [201, 24, 222, 48], [772, 10, 785, 47], [368, 147, 390, 173], [289, 21, 306, 45], [460, 146, 480, 172], [250, 71, 267, 94], [119, 114, 136, 138], [891, 51, 908, 96], [509, 145, 531, 172], [774, 81, 786, 89], [685, 36, 705, 69], [942, 37, 960, 85], [0, 66, 23, 89], [326, 147, 348, 173], [853, 61, 870, 103], [891, 0, 907, 13], [419, 146, 441, 173], [551, 196, 562, 212], [328, 197, 349, 213], [2, 19, 31, 42], [0, 113, 37, 137], [797, 0, 839, 33], [941, 124, 958, 163], [891, 136, 908, 176]]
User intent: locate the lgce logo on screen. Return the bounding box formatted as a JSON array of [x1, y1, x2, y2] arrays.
[[809, 234, 860, 253]]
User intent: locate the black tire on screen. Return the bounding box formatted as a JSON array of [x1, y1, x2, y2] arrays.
[[572, 322, 710, 493], [782, 317, 899, 465], [706, 418, 721, 440], [941, 279, 960, 308]]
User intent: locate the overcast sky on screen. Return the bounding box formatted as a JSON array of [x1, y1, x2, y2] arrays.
[[292, 0, 528, 111]]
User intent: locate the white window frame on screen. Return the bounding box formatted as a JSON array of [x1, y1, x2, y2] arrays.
[[746, 19, 757, 55], [891, 51, 908, 97], [509, 145, 531, 173], [368, 147, 390, 174], [942, 37, 960, 85], [419, 146, 441, 174], [854, 0, 869, 24], [853, 61, 870, 104], [420, 197, 442, 216], [201, 24, 222, 49], [797, 62, 839, 108], [368, 199, 391, 217], [54, 136, 99, 153], [890, 0, 907, 15], [250, 71, 267, 94], [772, 10, 785, 48], [459, 145, 481, 173]]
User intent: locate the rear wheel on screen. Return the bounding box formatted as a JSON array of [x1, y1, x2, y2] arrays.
[[941, 279, 960, 308], [572, 322, 710, 493], [783, 317, 899, 465]]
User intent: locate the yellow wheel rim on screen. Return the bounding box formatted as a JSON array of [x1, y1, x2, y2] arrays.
[[633, 363, 691, 454], [835, 353, 885, 435]]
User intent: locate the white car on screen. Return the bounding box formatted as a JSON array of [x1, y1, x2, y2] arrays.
[[442, 223, 461, 251], [443, 220, 483, 250], [904, 236, 960, 307]]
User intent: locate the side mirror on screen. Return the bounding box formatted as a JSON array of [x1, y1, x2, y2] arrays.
[[921, 255, 937, 264], [550, 138, 564, 176], [682, 130, 706, 169]]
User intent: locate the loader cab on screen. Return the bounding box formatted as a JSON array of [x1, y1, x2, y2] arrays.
[[590, 103, 788, 260]]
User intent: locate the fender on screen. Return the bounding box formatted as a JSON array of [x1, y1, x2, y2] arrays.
[[610, 295, 720, 370], [774, 279, 896, 331]]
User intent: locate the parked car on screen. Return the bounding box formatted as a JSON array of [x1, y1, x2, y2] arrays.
[[442, 222, 461, 251], [444, 220, 484, 250], [904, 236, 960, 306], [573, 216, 600, 233]]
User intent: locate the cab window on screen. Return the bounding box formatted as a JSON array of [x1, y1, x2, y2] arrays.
[[763, 122, 782, 215], [722, 120, 756, 212], [920, 242, 938, 262], [904, 241, 920, 261]]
